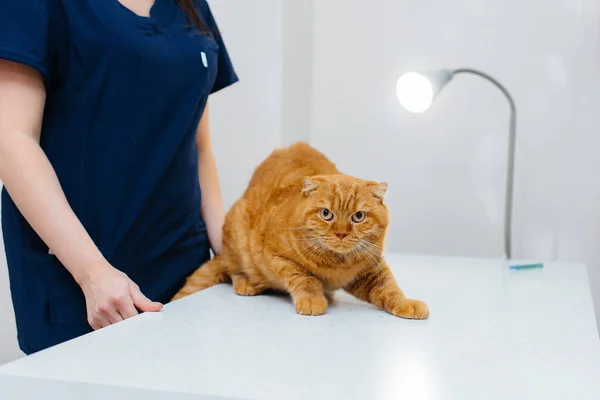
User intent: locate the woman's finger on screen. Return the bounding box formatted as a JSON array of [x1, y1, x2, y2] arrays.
[[88, 314, 110, 330], [105, 309, 124, 324], [130, 283, 163, 312], [119, 295, 139, 319]]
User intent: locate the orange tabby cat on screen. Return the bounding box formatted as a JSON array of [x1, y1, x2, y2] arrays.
[[173, 142, 429, 319]]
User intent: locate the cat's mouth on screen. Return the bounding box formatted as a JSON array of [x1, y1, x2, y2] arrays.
[[323, 238, 356, 254]]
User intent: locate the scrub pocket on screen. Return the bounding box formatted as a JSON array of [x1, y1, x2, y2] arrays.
[[19, 247, 91, 353]]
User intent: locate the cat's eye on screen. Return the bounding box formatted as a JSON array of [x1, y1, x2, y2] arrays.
[[351, 211, 366, 223], [319, 208, 334, 221]]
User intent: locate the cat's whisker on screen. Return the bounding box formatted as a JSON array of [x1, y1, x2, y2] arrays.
[[359, 253, 368, 277], [360, 247, 376, 269], [359, 239, 384, 254], [362, 238, 382, 247], [278, 244, 301, 256], [279, 238, 318, 260], [292, 236, 326, 243], [358, 243, 383, 285], [294, 240, 316, 253], [363, 253, 381, 281], [280, 234, 328, 261], [360, 243, 382, 266], [301, 248, 322, 264], [360, 244, 385, 276], [311, 240, 328, 257], [283, 226, 315, 231], [301, 241, 326, 258], [353, 246, 368, 277], [361, 248, 383, 268], [315, 242, 330, 260], [288, 237, 327, 264], [282, 238, 322, 260], [279, 239, 314, 256]]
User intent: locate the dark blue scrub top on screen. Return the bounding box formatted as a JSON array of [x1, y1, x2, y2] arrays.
[[0, 0, 238, 354]]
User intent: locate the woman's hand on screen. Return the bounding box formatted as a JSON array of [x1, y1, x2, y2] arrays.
[[77, 262, 163, 330]]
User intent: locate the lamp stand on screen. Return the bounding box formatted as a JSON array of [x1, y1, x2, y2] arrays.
[[452, 68, 516, 259]]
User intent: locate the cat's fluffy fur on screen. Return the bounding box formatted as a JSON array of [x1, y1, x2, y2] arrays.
[[172, 142, 429, 319]]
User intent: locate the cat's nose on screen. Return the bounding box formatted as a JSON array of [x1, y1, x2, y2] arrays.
[[336, 232, 348, 240]]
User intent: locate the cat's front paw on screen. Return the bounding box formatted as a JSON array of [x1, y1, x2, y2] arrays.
[[388, 299, 429, 320], [294, 295, 328, 316]]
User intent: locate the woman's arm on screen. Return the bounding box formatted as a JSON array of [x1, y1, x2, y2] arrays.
[[196, 103, 225, 255], [0, 60, 161, 329]]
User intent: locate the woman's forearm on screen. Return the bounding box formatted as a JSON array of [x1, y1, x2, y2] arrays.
[[0, 60, 161, 330], [198, 149, 225, 254], [0, 133, 107, 283]]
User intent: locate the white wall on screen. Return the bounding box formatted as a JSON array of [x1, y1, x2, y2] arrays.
[[0, 0, 285, 365], [281, 1, 314, 145], [309, 0, 600, 318], [209, 0, 284, 209]]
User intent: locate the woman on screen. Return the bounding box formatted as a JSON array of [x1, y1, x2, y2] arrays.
[[0, 0, 238, 354]]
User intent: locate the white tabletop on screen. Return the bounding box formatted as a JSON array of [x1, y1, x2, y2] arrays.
[[1, 254, 599, 400]]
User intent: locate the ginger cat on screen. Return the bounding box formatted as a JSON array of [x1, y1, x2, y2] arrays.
[[173, 143, 429, 319]]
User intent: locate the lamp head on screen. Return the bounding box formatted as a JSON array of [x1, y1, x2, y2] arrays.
[[396, 69, 455, 113]]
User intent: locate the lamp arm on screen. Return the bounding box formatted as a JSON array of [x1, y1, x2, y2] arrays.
[[453, 68, 516, 259]]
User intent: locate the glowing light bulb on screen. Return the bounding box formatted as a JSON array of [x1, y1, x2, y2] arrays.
[[396, 72, 434, 113]]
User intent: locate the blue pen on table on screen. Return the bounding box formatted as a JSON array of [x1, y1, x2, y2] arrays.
[[509, 262, 543, 270]]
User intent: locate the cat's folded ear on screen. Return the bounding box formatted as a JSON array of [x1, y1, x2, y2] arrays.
[[302, 176, 322, 196], [369, 182, 388, 202]]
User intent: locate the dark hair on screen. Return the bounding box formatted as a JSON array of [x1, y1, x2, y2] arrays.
[[178, 0, 209, 32]]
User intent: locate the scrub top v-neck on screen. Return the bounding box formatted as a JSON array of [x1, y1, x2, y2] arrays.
[[0, 0, 238, 354]]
